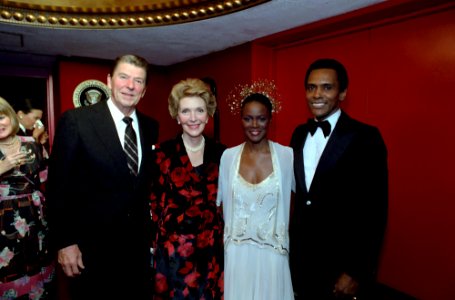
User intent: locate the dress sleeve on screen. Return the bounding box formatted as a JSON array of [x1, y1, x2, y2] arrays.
[[150, 146, 167, 243], [216, 151, 226, 207]]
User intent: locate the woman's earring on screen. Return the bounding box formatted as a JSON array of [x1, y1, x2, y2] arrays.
[[177, 120, 181, 125]]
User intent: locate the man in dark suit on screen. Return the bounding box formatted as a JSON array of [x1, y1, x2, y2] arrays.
[[290, 58, 388, 300], [47, 54, 159, 299]]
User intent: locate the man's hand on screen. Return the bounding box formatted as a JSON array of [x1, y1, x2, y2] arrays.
[[333, 272, 359, 298], [58, 244, 85, 277]]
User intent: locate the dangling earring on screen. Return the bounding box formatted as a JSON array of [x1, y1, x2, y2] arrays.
[[177, 120, 181, 125], [19, 115, 23, 119]]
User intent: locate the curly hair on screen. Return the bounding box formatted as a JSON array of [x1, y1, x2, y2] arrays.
[[168, 78, 217, 119]]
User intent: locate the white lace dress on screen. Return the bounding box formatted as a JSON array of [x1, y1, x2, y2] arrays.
[[222, 142, 294, 300]]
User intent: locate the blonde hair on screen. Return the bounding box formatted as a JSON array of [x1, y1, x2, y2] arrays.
[[168, 78, 216, 118], [0, 97, 20, 135]]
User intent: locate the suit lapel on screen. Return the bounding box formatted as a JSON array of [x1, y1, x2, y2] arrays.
[[136, 112, 152, 181], [89, 102, 131, 178]]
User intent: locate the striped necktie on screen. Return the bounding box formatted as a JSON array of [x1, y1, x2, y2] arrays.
[[123, 117, 138, 176]]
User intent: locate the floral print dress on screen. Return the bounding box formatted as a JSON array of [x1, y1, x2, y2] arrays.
[[0, 137, 54, 299], [150, 135, 225, 300]]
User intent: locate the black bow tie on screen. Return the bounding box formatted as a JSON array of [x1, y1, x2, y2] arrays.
[[307, 119, 331, 137]]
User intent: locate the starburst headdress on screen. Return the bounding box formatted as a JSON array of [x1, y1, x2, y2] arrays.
[[226, 79, 282, 115]]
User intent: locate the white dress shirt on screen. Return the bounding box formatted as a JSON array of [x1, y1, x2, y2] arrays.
[[107, 99, 142, 168], [303, 109, 341, 189]]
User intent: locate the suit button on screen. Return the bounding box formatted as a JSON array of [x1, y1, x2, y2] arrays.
[[306, 200, 312, 206]]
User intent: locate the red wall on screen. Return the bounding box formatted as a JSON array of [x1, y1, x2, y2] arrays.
[[57, 44, 252, 145], [58, 59, 110, 116], [253, 2, 455, 299], [54, 1, 455, 299], [161, 43, 252, 145]]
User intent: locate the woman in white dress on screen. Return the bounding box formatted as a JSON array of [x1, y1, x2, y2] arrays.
[[217, 90, 295, 300]]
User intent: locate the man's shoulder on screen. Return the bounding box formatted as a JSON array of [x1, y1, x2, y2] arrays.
[[339, 113, 386, 149], [289, 123, 308, 147], [339, 111, 380, 132], [136, 111, 158, 127], [62, 101, 104, 118]]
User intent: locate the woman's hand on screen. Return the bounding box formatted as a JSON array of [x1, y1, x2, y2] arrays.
[[32, 126, 48, 145], [333, 272, 359, 298], [0, 151, 28, 174]]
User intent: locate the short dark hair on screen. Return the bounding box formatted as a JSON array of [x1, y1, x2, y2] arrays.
[[305, 58, 349, 92], [241, 93, 273, 116], [13, 97, 43, 113], [110, 54, 149, 84]]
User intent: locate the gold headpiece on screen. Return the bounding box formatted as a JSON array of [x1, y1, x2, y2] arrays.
[[226, 79, 282, 115]]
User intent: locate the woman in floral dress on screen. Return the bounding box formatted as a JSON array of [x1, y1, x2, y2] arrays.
[[0, 97, 54, 299], [151, 78, 225, 299]]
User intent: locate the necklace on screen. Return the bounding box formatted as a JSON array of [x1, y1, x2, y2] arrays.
[[0, 136, 20, 156], [182, 135, 205, 152], [0, 136, 18, 146]]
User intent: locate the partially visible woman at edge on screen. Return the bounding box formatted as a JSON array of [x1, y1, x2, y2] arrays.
[[217, 89, 295, 300], [150, 78, 226, 299], [0, 97, 54, 299]]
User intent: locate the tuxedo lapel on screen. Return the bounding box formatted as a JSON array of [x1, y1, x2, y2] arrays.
[[312, 112, 353, 183], [295, 125, 310, 194]]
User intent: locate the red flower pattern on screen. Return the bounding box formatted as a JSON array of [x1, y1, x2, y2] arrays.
[[151, 137, 225, 299]]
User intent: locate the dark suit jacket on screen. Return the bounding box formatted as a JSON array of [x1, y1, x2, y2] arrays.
[[289, 111, 388, 299], [46, 101, 158, 298]]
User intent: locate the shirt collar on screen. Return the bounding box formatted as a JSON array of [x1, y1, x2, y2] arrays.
[[107, 98, 137, 124], [323, 108, 341, 131]]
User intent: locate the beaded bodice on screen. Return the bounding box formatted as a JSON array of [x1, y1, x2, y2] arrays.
[[224, 143, 288, 254]]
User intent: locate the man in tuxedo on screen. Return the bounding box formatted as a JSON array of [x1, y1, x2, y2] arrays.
[[290, 58, 388, 300], [47, 54, 159, 299]]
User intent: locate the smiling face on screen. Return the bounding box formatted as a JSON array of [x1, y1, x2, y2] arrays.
[[107, 61, 147, 115], [241, 100, 270, 144], [177, 96, 209, 139], [305, 68, 346, 121]]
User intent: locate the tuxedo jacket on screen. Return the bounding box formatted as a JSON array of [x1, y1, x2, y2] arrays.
[[289, 111, 388, 295], [46, 101, 158, 295]]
